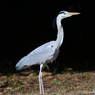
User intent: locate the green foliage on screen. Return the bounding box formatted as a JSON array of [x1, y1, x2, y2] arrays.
[[31, 72, 38, 79], [13, 74, 16, 77], [7, 77, 11, 83], [17, 80, 23, 89], [3, 76, 7, 80], [51, 92, 56, 95], [18, 80, 22, 84], [51, 80, 62, 84], [54, 75, 57, 78], [31, 75, 34, 79], [79, 72, 88, 77], [60, 74, 64, 77], [36, 79, 39, 83], [45, 65, 50, 71], [8, 90, 13, 94], [34, 86, 37, 90], [74, 72, 77, 76], [43, 71, 46, 74], [51, 80, 58, 84], [67, 80, 72, 85], [18, 84, 24, 89], [64, 68, 73, 71], [12, 82, 16, 88], [66, 86, 70, 90], [58, 85, 62, 90], [33, 72, 37, 76]]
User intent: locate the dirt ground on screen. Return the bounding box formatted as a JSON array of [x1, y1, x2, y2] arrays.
[[0, 70, 95, 95]]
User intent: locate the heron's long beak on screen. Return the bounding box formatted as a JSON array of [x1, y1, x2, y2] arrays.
[[68, 12, 80, 15]]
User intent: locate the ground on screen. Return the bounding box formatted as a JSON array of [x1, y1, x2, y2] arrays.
[[0, 70, 95, 95]]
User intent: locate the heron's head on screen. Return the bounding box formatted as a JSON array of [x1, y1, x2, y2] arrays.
[[52, 11, 80, 28], [58, 11, 80, 19]]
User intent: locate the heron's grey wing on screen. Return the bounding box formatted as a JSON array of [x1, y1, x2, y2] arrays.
[[16, 41, 56, 70]]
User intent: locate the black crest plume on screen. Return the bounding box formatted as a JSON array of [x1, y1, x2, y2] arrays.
[[52, 11, 65, 29]]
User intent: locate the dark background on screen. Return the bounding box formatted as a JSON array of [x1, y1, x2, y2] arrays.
[[0, 1, 95, 73]]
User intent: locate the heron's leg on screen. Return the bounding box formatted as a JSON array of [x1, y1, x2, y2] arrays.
[[39, 64, 44, 94], [40, 71, 44, 93], [39, 70, 42, 94]]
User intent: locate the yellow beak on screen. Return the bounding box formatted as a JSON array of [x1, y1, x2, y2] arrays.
[[68, 12, 80, 15]]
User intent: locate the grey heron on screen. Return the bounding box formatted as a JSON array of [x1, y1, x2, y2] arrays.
[[15, 11, 80, 94]]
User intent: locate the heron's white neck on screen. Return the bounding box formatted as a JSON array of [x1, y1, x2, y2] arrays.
[[55, 16, 64, 49]]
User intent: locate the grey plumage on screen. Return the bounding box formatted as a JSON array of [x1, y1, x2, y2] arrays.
[[16, 41, 59, 70]]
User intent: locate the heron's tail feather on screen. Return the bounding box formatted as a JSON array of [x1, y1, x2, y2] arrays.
[[15, 56, 30, 70]]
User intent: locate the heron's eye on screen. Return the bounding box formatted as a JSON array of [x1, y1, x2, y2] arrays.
[[63, 12, 66, 15]]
